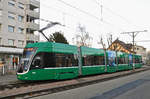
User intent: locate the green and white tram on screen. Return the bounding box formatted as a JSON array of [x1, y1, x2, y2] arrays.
[[17, 42, 142, 81]]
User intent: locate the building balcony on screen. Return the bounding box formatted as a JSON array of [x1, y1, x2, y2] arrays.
[[0, 16, 2, 23], [26, 22, 39, 31], [28, 0, 40, 8], [26, 33, 39, 41], [26, 10, 39, 19], [0, 3, 2, 9]]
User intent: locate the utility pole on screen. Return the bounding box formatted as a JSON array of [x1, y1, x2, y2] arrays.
[[121, 30, 147, 70], [100, 0, 103, 21]]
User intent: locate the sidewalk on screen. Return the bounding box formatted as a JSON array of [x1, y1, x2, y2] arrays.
[[0, 69, 18, 85], [0, 74, 18, 85]]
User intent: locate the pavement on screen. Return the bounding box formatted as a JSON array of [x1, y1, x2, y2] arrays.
[[0, 69, 18, 85]]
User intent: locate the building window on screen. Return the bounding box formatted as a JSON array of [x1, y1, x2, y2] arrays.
[[18, 2, 24, 9], [0, 24, 2, 32], [18, 15, 23, 22], [18, 27, 24, 33], [8, 0, 15, 7], [18, 40, 24, 47], [0, 10, 1, 15], [0, 38, 1, 45], [26, 40, 34, 44], [8, 25, 14, 32], [8, 12, 15, 20], [8, 39, 14, 46]]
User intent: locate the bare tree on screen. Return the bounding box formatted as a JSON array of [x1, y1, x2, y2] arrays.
[[98, 35, 106, 49], [73, 24, 93, 47], [107, 33, 112, 47]]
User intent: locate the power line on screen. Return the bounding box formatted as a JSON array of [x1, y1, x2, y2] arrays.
[[41, 3, 100, 25], [90, 0, 128, 31], [58, 0, 126, 31], [57, 0, 101, 20], [92, 0, 144, 29], [135, 40, 150, 42], [41, 1, 126, 32]]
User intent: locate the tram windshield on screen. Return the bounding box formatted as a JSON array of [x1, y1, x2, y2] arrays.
[[17, 48, 36, 73]]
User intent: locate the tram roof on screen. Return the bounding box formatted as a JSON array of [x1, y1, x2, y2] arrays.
[[25, 42, 78, 54]]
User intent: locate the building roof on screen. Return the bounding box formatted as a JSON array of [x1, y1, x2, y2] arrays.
[[108, 39, 134, 53], [113, 39, 133, 50]]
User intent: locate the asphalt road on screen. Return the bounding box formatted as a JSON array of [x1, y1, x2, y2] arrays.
[[32, 69, 150, 99]]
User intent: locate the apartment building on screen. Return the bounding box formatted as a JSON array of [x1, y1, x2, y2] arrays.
[[0, 0, 40, 68], [134, 45, 147, 63]]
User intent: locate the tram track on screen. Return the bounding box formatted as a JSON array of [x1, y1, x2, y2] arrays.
[[0, 66, 150, 99], [0, 80, 59, 91]]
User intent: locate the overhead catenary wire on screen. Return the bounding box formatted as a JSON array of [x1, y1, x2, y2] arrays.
[[40, 2, 102, 25], [57, 0, 101, 20], [92, 0, 150, 43], [41, 0, 128, 32], [58, 0, 126, 31], [92, 0, 148, 30], [134, 40, 150, 42]]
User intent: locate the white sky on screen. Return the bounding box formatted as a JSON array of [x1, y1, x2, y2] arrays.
[[39, 0, 150, 51]]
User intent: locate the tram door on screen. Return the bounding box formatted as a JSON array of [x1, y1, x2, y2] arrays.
[[30, 52, 49, 80]]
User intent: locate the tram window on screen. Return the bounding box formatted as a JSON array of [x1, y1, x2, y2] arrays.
[[41, 52, 78, 68], [83, 55, 105, 66], [108, 57, 117, 66], [118, 57, 128, 64], [43, 53, 55, 67], [54, 53, 78, 67], [133, 58, 141, 63], [31, 53, 43, 69], [125, 57, 128, 64]]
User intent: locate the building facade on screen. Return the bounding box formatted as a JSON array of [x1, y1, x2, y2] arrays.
[[107, 39, 146, 62], [107, 39, 134, 54], [134, 45, 146, 63], [0, 0, 40, 69]]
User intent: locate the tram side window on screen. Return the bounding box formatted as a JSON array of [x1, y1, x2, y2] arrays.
[[55, 53, 78, 67], [42, 52, 78, 68], [43, 52, 55, 67], [133, 58, 141, 63], [31, 52, 44, 69], [108, 57, 117, 66], [83, 55, 105, 66], [118, 57, 128, 64], [118, 57, 124, 64], [125, 57, 128, 64]]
